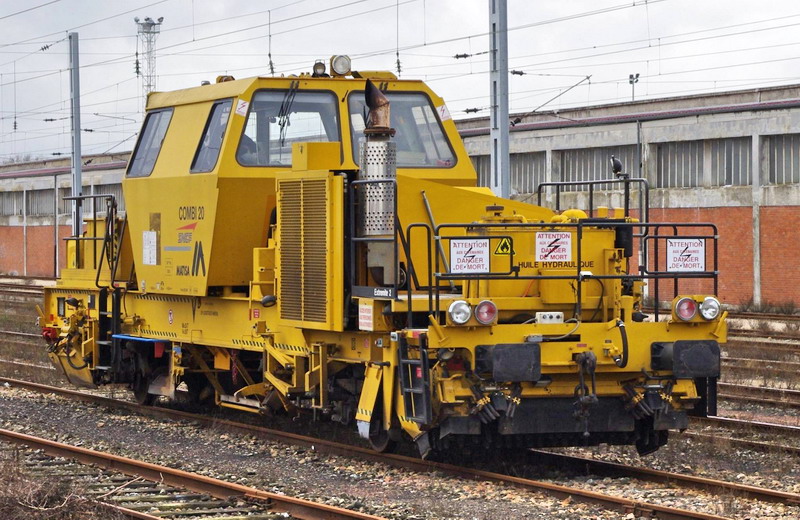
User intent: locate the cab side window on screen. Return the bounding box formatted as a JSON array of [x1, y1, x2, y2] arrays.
[[191, 99, 233, 173], [127, 108, 173, 177]]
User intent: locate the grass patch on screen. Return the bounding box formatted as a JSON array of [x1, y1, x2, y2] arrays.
[[0, 457, 124, 520], [769, 300, 798, 315], [739, 297, 799, 315]]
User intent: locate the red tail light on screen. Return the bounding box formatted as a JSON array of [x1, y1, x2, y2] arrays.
[[675, 297, 697, 321], [474, 300, 498, 325]]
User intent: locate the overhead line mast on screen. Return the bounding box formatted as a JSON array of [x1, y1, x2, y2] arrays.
[[489, 0, 509, 198]]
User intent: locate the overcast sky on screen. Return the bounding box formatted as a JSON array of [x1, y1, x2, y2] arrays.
[[1, 0, 799, 162]]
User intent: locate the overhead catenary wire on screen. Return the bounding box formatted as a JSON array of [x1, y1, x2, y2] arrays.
[[3, 0, 800, 160], [0, 1, 61, 21]]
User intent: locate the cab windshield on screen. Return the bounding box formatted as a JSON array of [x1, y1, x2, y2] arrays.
[[237, 90, 339, 166], [348, 91, 455, 168]]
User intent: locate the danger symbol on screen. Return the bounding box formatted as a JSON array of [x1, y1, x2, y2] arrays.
[[494, 237, 515, 256]]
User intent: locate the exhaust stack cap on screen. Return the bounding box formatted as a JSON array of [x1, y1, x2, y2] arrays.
[[364, 80, 395, 137]]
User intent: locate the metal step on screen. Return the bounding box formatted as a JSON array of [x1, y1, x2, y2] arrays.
[[397, 334, 432, 425]]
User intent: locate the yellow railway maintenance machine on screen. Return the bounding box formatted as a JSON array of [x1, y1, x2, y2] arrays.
[[40, 56, 726, 457]]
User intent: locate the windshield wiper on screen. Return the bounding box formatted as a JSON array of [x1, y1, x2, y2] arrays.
[[277, 80, 299, 147]]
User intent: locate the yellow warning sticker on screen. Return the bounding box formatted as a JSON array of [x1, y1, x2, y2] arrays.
[[494, 237, 514, 255]]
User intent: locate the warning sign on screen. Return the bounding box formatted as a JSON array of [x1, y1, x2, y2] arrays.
[[494, 237, 514, 256], [667, 239, 705, 272], [535, 232, 572, 262], [358, 302, 373, 331], [450, 238, 490, 273]]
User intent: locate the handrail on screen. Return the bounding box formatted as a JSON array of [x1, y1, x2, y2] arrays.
[[405, 223, 433, 328], [347, 178, 400, 300], [398, 219, 720, 323], [536, 177, 650, 231], [63, 194, 118, 287]]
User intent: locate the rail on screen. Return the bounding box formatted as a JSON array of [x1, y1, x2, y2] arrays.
[[1, 377, 776, 518], [0, 425, 384, 520]]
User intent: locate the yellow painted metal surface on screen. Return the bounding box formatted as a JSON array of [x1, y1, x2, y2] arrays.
[[40, 65, 728, 450]]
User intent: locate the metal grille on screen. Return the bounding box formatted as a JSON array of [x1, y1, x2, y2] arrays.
[[93, 183, 125, 213], [656, 141, 702, 188], [471, 152, 546, 195], [767, 134, 800, 184], [471, 155, 491, 187], [278, 178, 328, 323], [561, 145, 637, 191], [0, 191, 23, 216], [58, 187, 72, 216], [709, 137, 751, 186], [26, 189, 55, 216], [510, 152, 546, 195]]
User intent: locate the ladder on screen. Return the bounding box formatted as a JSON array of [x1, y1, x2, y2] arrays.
[[397, 334, 432, 426]]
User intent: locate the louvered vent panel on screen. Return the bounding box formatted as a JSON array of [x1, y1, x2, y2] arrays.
[[279, 177, 329, 324]]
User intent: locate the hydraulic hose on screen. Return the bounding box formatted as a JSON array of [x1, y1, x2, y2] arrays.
[[64, 334, 89, 371], [614, 319, 629, 368]]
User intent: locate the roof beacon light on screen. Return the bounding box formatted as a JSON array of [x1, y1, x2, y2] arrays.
[[675, 297, 698, 321], [330, 55, 351, 76], [312, 60, 326, 77]]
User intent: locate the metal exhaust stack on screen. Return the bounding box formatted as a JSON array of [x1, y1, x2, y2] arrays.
[[359, 80, 397, 286]]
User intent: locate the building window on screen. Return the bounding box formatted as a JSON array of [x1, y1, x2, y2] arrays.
[[656, 141, 702, 188], [0, 191, 23, 216], [470, 155, 490, 187], [767, 134, 800, 184], [709, 137, 751, 186], [470, 152, 546, 195], [560, 145, 636, 191]]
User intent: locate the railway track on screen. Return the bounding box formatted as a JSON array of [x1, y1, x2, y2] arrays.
[[728, 311, 800, 322], [728, 328, 800, 342], [718, 382, 800, 409], [0, 282, 45, 302], [696, 415, 800, 438], [0, 428, 381, 520], [1, 377, 796, 519], [0, 329, 40, 340], [722, 356, 800, 379]]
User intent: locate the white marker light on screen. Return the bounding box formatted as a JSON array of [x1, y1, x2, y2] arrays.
[[699, 297, 721, 320], [448, 300, 471, 325]]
